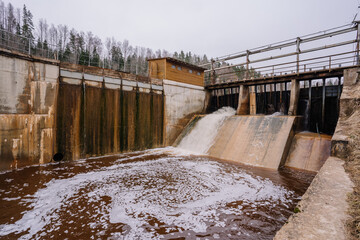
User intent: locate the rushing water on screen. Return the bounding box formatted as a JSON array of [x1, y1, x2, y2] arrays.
[[0, 149, 314, 240], [177, 107, 236, 154], [0, 108, 315, 239]]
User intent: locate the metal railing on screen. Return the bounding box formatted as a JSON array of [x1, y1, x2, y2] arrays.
[[0, 28, 148, 75], [203, 23, 360, 85], [0, 28, 58, 59]]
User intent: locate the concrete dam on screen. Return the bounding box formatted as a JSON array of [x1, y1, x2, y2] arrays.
[[0, 24, 358, 240]]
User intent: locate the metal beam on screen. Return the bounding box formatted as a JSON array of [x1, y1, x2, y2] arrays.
[[205, 66, 348, 90], [200, 24, 356, 67], [322, 78, 326, 130]]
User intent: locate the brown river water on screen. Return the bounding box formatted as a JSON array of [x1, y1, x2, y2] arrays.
[[0, 148, 315, 240]]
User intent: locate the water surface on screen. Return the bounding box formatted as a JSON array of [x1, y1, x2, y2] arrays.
[[0, 148, 314, 239]]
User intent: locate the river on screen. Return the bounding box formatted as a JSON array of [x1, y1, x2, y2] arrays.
[[0, 148, 314, 239]]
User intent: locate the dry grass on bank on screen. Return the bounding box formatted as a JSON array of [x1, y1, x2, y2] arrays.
[[345, 135, 360, 239]]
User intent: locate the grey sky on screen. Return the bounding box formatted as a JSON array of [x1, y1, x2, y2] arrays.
[[10, 0, 360, 58]]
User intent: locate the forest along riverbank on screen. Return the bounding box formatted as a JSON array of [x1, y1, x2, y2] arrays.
[[0, 148, 315, 239]]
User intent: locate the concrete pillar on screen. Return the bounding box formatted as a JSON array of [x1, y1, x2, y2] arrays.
[[249, 86, 257, 115], [343, 68, 359, 86], [236, 85, 250, 115], [203, 89, 212, 113], [288, 79, 300, 116]]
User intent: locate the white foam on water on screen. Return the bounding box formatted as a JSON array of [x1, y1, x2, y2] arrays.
[[0, 150, 295, 239], [177, 107, 236, 154]]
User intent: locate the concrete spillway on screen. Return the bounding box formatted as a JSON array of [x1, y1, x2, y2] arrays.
[[284, 132, 331, 172], [208, 115, 296, 169], [177, 109, 331, 171]]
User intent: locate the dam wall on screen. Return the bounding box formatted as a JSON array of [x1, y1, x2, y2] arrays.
[[208, 115, 297, 169], [0, 51, 59, 170], [0, 51, 166, 169], [163, 79, 205, 145], [56, 65, 164, 161], [274, 68, 360, 239], [284, 132, 331, 172], [331, 68, 360, 158], [0, 49, 207, 169]]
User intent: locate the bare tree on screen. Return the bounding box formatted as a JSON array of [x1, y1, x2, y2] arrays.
[[49, 24, 58, 49], [58, 24, 69, 53], [155, 49, 161, 58], [121, 39, 131, 72], [162, 49, 170, 57], [37, 18, 48, 43], [0, 1, 5, 29], [6, 3, 16, 33]]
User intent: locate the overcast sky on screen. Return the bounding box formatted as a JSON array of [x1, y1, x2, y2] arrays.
[[9, 0, 360, 58]]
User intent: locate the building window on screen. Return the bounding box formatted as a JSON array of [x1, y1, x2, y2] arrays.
[[189, 70, 193, 73], [177, 66, 182, 70], [172, 65, 176, 69], [197, 72, 201, 76]]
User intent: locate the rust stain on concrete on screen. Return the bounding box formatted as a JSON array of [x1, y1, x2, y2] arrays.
[[208, 115, 296, 169], [285, 132, 331, 172]]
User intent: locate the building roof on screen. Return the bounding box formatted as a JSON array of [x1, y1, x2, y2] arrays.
[[147, 57, 207, 71]]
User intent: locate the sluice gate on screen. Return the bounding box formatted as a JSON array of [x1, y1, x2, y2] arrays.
[[207, 79, 342, 135], [198, 23, 360, 171]]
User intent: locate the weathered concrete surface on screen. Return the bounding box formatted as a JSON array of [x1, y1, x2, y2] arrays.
[[56, 74, 164, 161], [0, 51, 165, 170], [332, 68, 360, 159], [288, 79, 299, 116], [285, 132, 331, 172], [274, 157, 353, 240], [0, 54, 58, 170], [163, 79, 205, 145], [236, 85, 249, 115], [249, 86, 256, 115], [208, 115, 296, 169]]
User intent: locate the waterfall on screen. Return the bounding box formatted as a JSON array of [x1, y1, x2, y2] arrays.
[[177, 107, 236, 154]]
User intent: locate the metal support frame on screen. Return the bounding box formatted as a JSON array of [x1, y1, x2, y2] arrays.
[[322, 78, 326, 130], [284, 82, 288, 114], [274, 83, 277, 111], [264, 84, 267, 114], [255, 85, 258, 114], [308, 79, 312, 130], [337, 76, 342, 113], [296, 37, 301, 73], [203, 24, 358, 87], [356, 22, 360, 65]]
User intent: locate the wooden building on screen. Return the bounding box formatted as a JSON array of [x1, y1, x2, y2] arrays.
[[148, 57, 206, 86]]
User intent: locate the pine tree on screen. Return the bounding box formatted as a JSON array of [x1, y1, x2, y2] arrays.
[[91, 47, 100, 67], [173, 51, 179, 59], [21, 5, 34, 39], [15, 22, 20, 35], [179, 50, 185, 61]]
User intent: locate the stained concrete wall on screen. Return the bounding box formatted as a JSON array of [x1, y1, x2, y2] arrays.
[[285, 132, 331, 172], [0, 51, 166, 170], [208, 115, 297, 169], [0, 50, 206, 169], [163, 79, 205, 145], [0, 53, 59, 170], [56, 69, 164, 161], [331, 67, 360, 158]]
